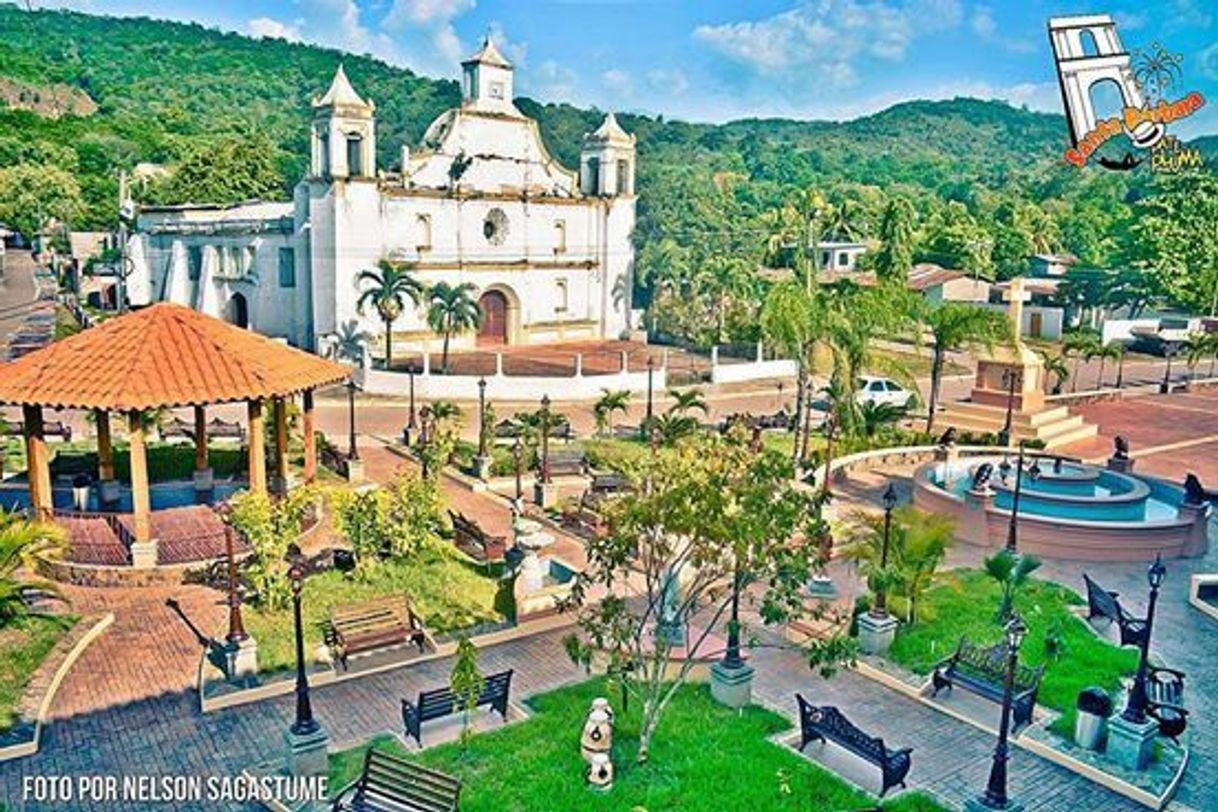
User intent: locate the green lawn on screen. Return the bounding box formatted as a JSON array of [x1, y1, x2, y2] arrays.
[[886, 569, 1138, 734], [0, 615, 76, 733], [330, 679, 945, 812], [242, 551, 508, 674]]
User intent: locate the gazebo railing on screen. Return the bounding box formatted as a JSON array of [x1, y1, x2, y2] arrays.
[[52, 507, 137, 550]]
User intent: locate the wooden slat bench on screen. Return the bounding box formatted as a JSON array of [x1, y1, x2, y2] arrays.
[[795, 694, 911, 797], [931, 637, 1044, 730], [401, 669, 513, 747], [1083, 573, 1147, 647], [560, 492, 607, 538], [324, 596, 432, 671], [448, 510, 508, 563], [1147, 666, 1188, 742], [544, 450, 587, 478], [331, 748, 461, 812]]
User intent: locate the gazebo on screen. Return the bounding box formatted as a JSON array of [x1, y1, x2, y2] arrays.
[[0, 302, 349, 567]]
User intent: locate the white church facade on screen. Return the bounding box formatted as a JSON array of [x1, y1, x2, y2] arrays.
[[128, 40, 637, 359]]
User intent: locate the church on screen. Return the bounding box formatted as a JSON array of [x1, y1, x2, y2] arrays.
[[127, 39, 638, 359]]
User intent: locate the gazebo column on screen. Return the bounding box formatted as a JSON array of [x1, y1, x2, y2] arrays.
[[192, 405, 213, 492], [22, 404, 53, 520], [247, 399, 267, 496], [302, 390, 317, 484], [127, 410, 158, 568], [94, 409, 121, 504], [271, 397, 289, 495]]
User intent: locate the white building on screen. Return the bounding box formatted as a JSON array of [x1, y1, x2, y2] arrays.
[[128, 40, 637, 356], [817, 240, 868, 273]]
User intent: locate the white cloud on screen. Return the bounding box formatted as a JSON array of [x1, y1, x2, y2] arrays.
[[385, 0, 476, 26], [647, 68, 690, 97], [969, 5, 1035, 54], [693, 0, 963, 89], [247, 17, 303, 42], [601, 69, 633, 95], [1199, 42, 1218, 80], [526, 60, 581, 103], [383, 0, 478, 71]]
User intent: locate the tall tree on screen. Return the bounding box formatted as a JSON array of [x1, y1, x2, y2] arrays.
[[151, 133, 284, 206], [0, 510, 66, 626], [1129, 173, 1218, 315], [0, 163, 84, 240], [425, 281, 482, 373], [922, 303, 1013, 432], [593, 389, 631, 437], [760, 281, 821, 463], [356, 259, 424, 370], [871, 197, 916, 284]]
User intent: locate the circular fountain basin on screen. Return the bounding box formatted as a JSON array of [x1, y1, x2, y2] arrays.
[[914, 455, 1209, 561]]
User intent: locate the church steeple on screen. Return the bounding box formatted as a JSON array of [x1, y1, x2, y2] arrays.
[[310, 64, 376, 180], [581, 113, 636, 197], [461, 37, 517, 114]]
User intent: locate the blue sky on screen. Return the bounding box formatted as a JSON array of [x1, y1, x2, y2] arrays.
[[29, 1, 1218, 135]]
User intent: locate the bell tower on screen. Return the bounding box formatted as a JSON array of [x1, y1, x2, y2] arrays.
[[580, 113, 636, 197], [461, 38, 517, 115], [310, 64, 377, 180]]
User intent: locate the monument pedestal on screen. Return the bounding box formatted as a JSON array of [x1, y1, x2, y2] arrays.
[[710, 661, 755, 709], [130, 539, 159, 569], [1107, 713, 1157, 772], [960, 488, 996, 547], [284, 725, 330, 778], [226, 636, 259, 680], [475, 455, 492, 481], [1107, 456, 1135, 474], [1176, 502, 1211, 557], [857, 612, 898, 655], [344, 457, 365, 483], [806, 575, 838, 599], [193, 466, 215, 492], [534, 481, 558, 509]]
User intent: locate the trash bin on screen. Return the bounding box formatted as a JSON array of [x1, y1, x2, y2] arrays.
[[71, 473, 92, 512], [1075, 687, 1112, 750]]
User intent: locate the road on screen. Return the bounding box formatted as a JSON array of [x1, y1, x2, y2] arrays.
[[0, 248, 40, 355]]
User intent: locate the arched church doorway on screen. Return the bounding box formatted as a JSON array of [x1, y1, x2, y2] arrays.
[[477, 290, 508, 346], [226, 293, 249, 329]]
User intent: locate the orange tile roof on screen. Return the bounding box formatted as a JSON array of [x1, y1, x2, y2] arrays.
[[0, 303, 349, 411]]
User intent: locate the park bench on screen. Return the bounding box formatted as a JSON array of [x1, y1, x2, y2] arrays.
[[561, 491, 608, 538], [401, 669, 514, 746], [331, 748, 461, 812], [1082, 573, 1147, 647], [931, 637, 1044, 730], [543, 450, 587, 478], [589, 472, 630, 495], [448, 510, 508, 563], [795, 694, 911, 797], [1146, 666, 1189, 742], [323, 596, 432, 671], [2, 420, 72, 441]]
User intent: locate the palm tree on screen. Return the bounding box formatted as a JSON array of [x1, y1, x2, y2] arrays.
[[1093, 341, 1123, 389], [654, 412, 699, 445], [984, 548, 1042, 623], [922, 303, 1013, 432], [593, 390, 631, 437], [841, 506, 953, 625], [1063, 332, 1099, 393], [356, 259, 424, 371], [1038, 349, 1070, 395], [1184, 334, 1212, 383], [760, 281, 820, 464], [0, 510, 66, 626], [426, 282, 482, 373], [1112, 341, 1128, 389], [666, 388, 708, 417], [430, 400, 462, 428], [858, 401, 906, 439], [332, 319, 374, 366]]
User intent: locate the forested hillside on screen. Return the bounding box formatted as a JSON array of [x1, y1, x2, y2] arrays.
[[1, 3, 1213, 343]]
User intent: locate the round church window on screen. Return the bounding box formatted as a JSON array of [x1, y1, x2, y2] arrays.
[[483, 208, 509, 245]]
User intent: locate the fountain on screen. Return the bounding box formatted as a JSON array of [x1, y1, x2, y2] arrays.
[[512, 515, 578, 620]]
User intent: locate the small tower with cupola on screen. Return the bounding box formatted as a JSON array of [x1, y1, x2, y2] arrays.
[[461, 37, 518, 115], [580, 113, 636, 197], [310, 64, 376, 180]]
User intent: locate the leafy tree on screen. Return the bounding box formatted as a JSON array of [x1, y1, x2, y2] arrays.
[[1128, 173, 1218, 315], [1062, 332, 1100, 394], [1037, 349, 1070, 395], [653, 411, 699, 445], [841, 506, 954, 625], [922, 302, 1013, 432], [227, 486, 316, 610], [593, 389, 631, 437], [984, 549, 1041, 623], [0, 163, 84, 239], [149, 133, 283, 206], [564, 432, 845, 763], [331, 319, 373, 366], [356, 260, 424, 370], [426, 282, 482, 373], [871, 197, 915, 283], [450, 635, 485, 749], [0, 510, 66, 626], [760, 281, 824, 463]]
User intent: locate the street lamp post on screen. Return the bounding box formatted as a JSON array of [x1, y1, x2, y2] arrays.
[[477, 377, 488, 458], [821, 413, 836, 496], [224, 525, 246, 644], [872, 483, 899, 618], [1001, 444, 1040, 553], [1122, 555, 1167, 725], [999, 369, 1019, 447], [969, 614, 1028, 812], [346, 380, 359, 461], [642, 356, 655, 440], [288, 563, 317, 736], [512, 435, 524, 505], [403, 364, 417, 445], [539, 395, 552, 485], [419, 405, 433, 478], [1160, 348, 1176, 394]]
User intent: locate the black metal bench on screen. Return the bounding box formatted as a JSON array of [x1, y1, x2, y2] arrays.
[[401, 669, 513, 746], [1146, 666, 1188, 742], [2, 420, 72, 441], [795, 694, 911, 797], [324, 596, 431, 671], [331, 748, 461, 812], [544, 450, 587, 478], [1082, 573, 1147, 647], [448, 510, 507, 563], [931, 637, 1044, 730]]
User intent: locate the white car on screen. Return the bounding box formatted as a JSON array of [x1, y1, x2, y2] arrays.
[[855, 376, 915, 409]]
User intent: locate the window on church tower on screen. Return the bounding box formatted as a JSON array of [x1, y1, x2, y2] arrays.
[[319, 131, 330, 176], [417, 214, 432, 251], [555, 279, 569, 314], [489, 81, 505, 100], [346, 134, 363, 177], [553, 220, 567, 254], [616, 159, 631, 195]]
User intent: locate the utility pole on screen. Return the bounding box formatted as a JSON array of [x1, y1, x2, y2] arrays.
[[116, 170, 132, 313]]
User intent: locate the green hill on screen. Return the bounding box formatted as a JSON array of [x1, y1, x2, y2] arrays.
[[0, 2, 1072, 230]]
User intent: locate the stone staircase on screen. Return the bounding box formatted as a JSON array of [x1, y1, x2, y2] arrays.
[[938, 400, 1098, 450]]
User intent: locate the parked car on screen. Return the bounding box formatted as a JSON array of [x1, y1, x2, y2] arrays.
[[854, 376, 915, 409]]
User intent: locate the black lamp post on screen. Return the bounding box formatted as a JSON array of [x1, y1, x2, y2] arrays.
[[512, 435, 524, 503], [1122, 555, 1167, 725], [821, 413, 836, 496], [1160, 348, 1176, 394], [477, 377, 489, 458], [723, 560, 745, 670], [346, 380, 359, 461], [975, 613, 1027, 811], [642, 356, 655, 439], [539, 394, 552, 485], [224, 525, 246, 644], [419, 405, 433, 479], [999, 369, 1019, 447], [872, 482, 899, 618], [1003, 444, 1040, 553], [404, 364, 417, 445], [288, 562, 318, 736]]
